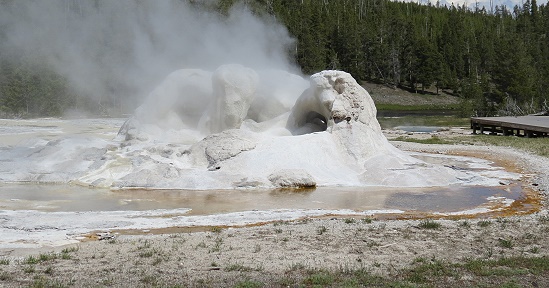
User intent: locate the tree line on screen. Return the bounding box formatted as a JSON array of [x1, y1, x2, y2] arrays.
[[264, 0, 549, 116], [1, 0, 548, 117]]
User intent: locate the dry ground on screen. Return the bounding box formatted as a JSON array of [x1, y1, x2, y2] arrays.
[[363, 82, 461, 107]]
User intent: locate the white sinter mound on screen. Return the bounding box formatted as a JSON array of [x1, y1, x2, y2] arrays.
[[0, 67, 516, 189], [78, 67, 498, 189]]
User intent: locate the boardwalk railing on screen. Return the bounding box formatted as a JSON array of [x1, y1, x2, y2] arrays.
[[470, 116, 549, 138]]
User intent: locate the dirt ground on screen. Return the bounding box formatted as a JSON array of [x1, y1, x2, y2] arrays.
[[1, 130, 548, 287], [363, 82, 461, 107]]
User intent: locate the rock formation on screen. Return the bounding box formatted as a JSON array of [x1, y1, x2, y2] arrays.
[[97, 68, 499, 189]]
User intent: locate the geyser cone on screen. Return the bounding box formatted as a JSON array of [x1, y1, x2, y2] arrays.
[[90, 69, 508, 190]]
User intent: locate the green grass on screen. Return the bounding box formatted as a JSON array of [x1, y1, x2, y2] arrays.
[[478, 220, 492, 227], [376, 103, 461, 111], [303, 271, 334, 286], [418, 219, 442, 229], [398, 135, 549, 157], [38, 253, 57, 262], [225, 263, 255, 272], [316, 225, 328, 235], [23, 265, 35, 273], [343, 218, 356, 224], [529, 246, 540, 254], [209, 237, 223, 253], [395, 134, 549, 158], [499, 238, 514, 249], [24, 256, 40, 265], [361, 217, 374, 224], [138, 250, 154, 258], [383, 117, 549, 157], [405, 259, 457, 283], [464, 256, 549, 276], [378, 115, 469, 129], [462, 135, 549, 157], [392, 135, 453, 145], [29, 277, 67, 288], [210, 226, 222, 233], [402, 256, 549, 286], [5, 253, 549, 288], [296, 268, 390, 287], [0, 271, 12, 281], [61, 247, 78, 254]]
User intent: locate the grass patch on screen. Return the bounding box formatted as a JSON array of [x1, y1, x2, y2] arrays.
[[24, 256, 40, 265], [463, 256, 549, 276], [210, 226, 222, 233], [38, 253, 57, 262], [418, 219, 442, 229], [378, 114, 468, 129], [391, 135, 453, 145], [459, 135, 549, 157], [61, 247, 78, 254], [0, 271, 12, 281], [376, 103, 461, 111], [362, 218, 374, 224], [209, 237, 223, 253], [405, 259, 457, 283], [289, 267, 412, 287], [316, 225, 328, 235], [140, 274, 158, 285], [138, 250, 155, 258], [387, 125, 549, 158], [498, 238, 514, 249], [0, 258, 9, 265], [400, 256, 549, 286], [30, 277, 67, 288], [343, 218, 356, 224], [225, 263, 254, 272], [138, 247, 164, 259], [529, 246, 540, 254], [44, 266, 54, 275], [478, 220, 492, 227], [195, 241, 207, 249], [23, 265, 36, 273], [303, 271, 334, 286], [7, 254, 547, 288]]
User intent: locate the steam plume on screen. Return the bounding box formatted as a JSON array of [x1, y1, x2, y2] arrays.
[[0, 0, 297, 112]]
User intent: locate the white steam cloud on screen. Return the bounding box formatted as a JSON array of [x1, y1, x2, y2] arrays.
[[0, 0, 298, 112]]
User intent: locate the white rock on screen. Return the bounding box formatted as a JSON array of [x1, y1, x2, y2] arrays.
[[200, 64, 259, 133], [268, 169, 316, 188], [0, 69, 517, 190]]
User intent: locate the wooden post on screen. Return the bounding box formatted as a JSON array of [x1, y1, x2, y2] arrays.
[[471, 120, 477, 134]]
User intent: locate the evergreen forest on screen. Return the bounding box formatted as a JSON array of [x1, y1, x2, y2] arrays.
[[1, 0, 548, 117]]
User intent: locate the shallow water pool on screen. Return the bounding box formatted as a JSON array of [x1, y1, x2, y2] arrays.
[[0, 181, 529, 215]]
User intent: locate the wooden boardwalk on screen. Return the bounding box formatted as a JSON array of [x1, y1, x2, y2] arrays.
[[470, 116, 549, 137]]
